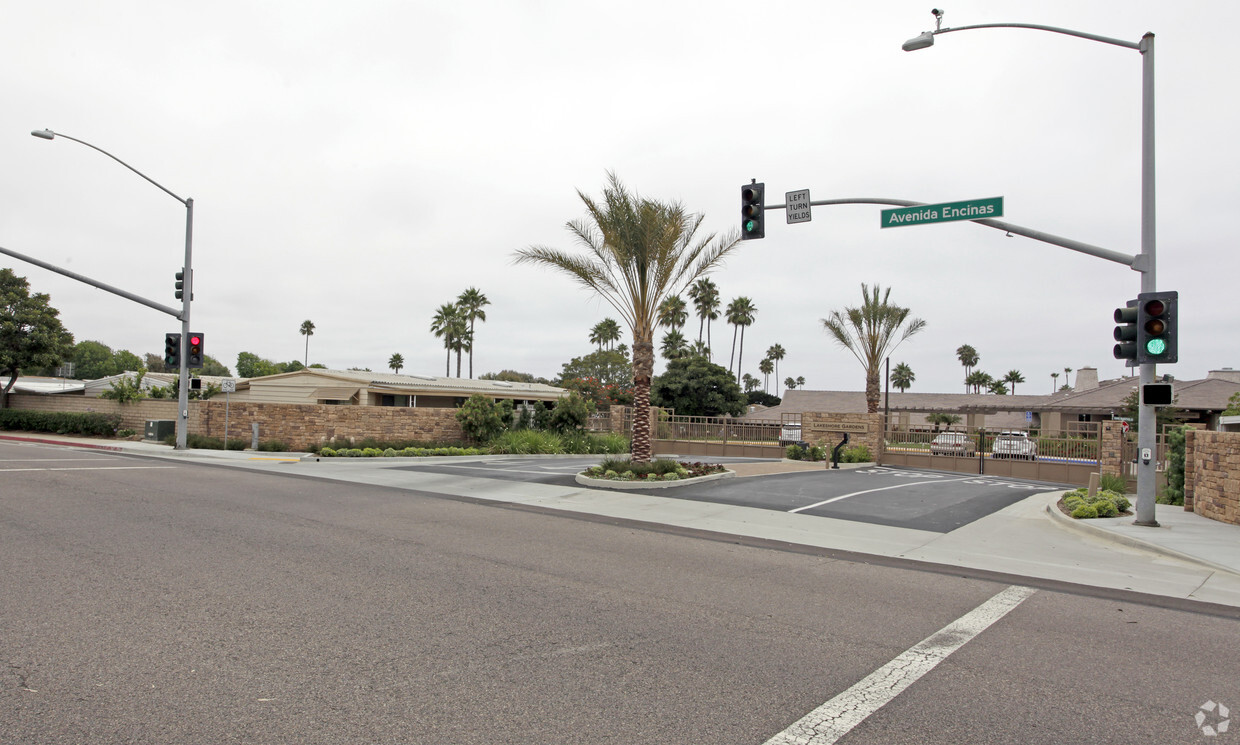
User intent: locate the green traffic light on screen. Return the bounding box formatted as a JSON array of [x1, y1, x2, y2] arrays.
[[744, 219, 756, 232], [1146, 338, 1167, 356]]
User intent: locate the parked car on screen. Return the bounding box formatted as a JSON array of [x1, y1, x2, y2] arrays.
[[930, 432, 976, 456], [992, 430, 1037, 460]]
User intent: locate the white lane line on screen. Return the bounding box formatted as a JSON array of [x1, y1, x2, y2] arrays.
[[0, 458, 115, 462], [0, 466, 175, 473], [763, 585, 1037, 745], [788, 475, 979, 513]]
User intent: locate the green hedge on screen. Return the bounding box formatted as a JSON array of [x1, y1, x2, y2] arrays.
[[0, 409, 123, 437]]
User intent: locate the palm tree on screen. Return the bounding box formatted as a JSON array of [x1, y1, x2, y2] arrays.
[[388, 353, 404, 374], [784, 376, 797, 391], [451, 322, 471, 377], [514, 173, 739, 462], [657, 296, 688, 332], [299, 320, 315, 367], [891, 362, 915, 392], [660, 330, 688, 360], [688, 278, 720, 350], [598, 318, 622, 349], [589, 320, 610, 351], [822, 284, 927, 413], [456, 287, 489, 379], [741, 373, 759, 393], [966, 370, 993, 394], [988, 379, 1009, 395], [1051, 371, 1060, 393], [758, 357, 774, 393], [1003, 369, 1026, 394], [430, 303, 464, 377], [956, 344, 979, 393], [1063, 366, 1073, 389], [688, 340, 711, 358], [725, 297, 757, 381], [766, 343, 785, 395], [795, 375, 805, 389]]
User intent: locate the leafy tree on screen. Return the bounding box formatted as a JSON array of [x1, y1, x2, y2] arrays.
[[199, 355, 232, 377], [1, 269, 74, 406], [457, 287, 490, 378], [725, 297, 757, 381], [548, 391, 591, 432], [966, 370, 993, 394], [1003, 369, 1026, 394], [1063, 367, 1073, 388], [747, 390, 780, 407], [299, 320, 315, 367], [236, 351, 283, 378], [657, 295, 687, 331], [1119, 388, 1184, 432], [557, 348, 631, 389], [144, 352, 170, 373], [956, 344, 979, 393], [821, 284, 926, 413], [99, 370, 147, 403], [795, 375, 805, 388], [891, 362, 915, 392], [279, 360, 306, 373], [651, 356, 746, 417], [114, 349, 143, 373], [480, 370, 552, 385], [389, 353, 404, 374], [72, 340, 119, 379], [758, 357, 774, 392], [1224, 391, 1240, 416], [515, 173, 739, 461], [455, 393, 509, 442], [784, 377, 798, 391], [1159, 426, 1188, 505]]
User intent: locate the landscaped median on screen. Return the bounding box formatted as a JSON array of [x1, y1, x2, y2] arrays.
[[574, 458, 734, 490]]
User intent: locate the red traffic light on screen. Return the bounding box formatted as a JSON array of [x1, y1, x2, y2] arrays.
[[189, 335, 202, 346]]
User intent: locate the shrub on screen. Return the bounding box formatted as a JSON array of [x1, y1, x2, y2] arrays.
[[257, 440, 289, 452], [383, 448, 399, 457], [489, 429, 565, 455], [1098, 473, 1127, 494], [319, 447, 337, 457], [662, 472, 680, 481], [1071, 503, 1099, 519], [549, 391, 591, 433], [0, 409, 123, 437], [1159, 426, 1187, 505], [455, 394, 508, 443], [808, 446, 827, 462], [840, 445, 873, 463], [1093, 500, 1119, 518], [785, 444, 806, 460]]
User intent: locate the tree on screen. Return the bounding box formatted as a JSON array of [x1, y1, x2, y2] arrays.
[[1119, 388, 1184, 432], [657, 295, 687, 331], [236, 351, 283, 378], [766, 342, 785, 394], [758, 357, 774, 392], [891, 362, 915, 393], [966, 370, 993, 394], [1, 269, 74, 407], [72, 340, 119, 379], [114, 349, 143, 374], [821, 284, 926, 413], [988, 379, 1009, 395], [956, 344, 979, 393], [926, 412, 962, 432], [784, 376, 798, 391], [480, 370, 553, 385], [430, 303, 466, 377], [457, 287, 490, 379], [795, 375, 805, 389], [1003, 369, 1026, 394], [688, 278, 720, 350], [199, 355, 232, 377], [99, 370, 146, 403], [650, 356, 746, 417], [388, 353, 404, 374], [725, 297, 757, 380], [660, 330, 688, 360], [1051, 371, 1060, 393], [590, 318, 621, 351], [741, 373, 759, 393], [1063, 366, 1073, 388], [514, 172, 739, 461], [299, 320, 315, 367]]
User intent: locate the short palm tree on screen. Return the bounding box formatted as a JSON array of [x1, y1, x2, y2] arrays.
[[726, 297, 757, 381], [741, 373, 759, 393], [299, 320, 315, 367], [456, 287, 489, 379], [766, 343, 785, 394], [821, 284, 926, 413], [1003, 369, 1026, 394], [388, 353, 404, 374], [514, 173, 739, 462], [891, 362, 915, 393]]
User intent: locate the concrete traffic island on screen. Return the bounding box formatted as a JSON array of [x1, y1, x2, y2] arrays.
[[575, 469, 736, 490]]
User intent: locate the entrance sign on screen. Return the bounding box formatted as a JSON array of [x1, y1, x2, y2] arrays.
[[786, 189, 812, 224], [880, 196, 1003, 228]]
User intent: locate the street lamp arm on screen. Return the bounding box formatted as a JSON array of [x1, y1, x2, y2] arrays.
[[934, 23, 1142, 51], [31, 129, 187, 206]]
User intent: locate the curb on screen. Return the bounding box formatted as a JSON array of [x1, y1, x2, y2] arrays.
[[1043, 497, 1240, 578], [575, 469, 737, 490], [0, 434, 123, 452]]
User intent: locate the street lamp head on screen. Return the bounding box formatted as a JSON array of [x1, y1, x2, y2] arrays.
[[902, 31, 936, 51], [31, 129, 56, 140]]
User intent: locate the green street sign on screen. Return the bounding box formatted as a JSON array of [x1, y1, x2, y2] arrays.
[[881, 197, 1003, 228]]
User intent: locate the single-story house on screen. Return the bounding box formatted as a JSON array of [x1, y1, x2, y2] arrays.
[[221, 368, 566, 408]]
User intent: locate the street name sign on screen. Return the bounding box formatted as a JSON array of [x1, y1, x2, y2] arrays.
[[786, 189, 812, 224], [880, 196, 1003, 228]]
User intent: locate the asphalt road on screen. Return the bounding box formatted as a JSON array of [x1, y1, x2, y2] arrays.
[[2, 441, 1238, 744]]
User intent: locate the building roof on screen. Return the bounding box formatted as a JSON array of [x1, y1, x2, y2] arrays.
[[6, 376, 86, 394], [240, 368, 566, 399]]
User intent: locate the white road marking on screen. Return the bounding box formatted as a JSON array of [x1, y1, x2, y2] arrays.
[[0, 458, 115, 462], [0, 466, 175, 473], [424, 463, 583, 476], [788, 475, 979, 513], [763, 585, 1037, 745]]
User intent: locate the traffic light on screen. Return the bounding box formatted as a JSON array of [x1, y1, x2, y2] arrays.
[[164, 332, 181, 367], [1112, 300, 1138, 364], [741, 181, 765, 240], [175, 270, 184, 300], [1136, 290, 1177, 364], [187, 332, 204, 369]]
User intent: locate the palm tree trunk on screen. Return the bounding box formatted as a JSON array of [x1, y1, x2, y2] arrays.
[[468, 320, 475, 378], [865, 370, 881, 413], [304, 336, 309, 367], [630, 340, 655, 462], [445, 348, 450, 377], [729, 324, 738, 373], [737, 326, 745, 384]]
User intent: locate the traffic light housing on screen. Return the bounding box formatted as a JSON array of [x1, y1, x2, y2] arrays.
[[187, 332, 204, 369], [1112, 301, 1138, 364], [1136, 290, 1177, 364], [164, 332, 181, 368], [741, 181, 765, 240], [175, 270, 185, 300]]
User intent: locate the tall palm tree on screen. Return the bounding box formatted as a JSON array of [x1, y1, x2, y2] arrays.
[[657, 295, 687, 332], [758, 357, 774, 393], [1003, 369, 1026, 394], [1063, 366, 1073, 389], [430, 303, 463, 377], [956, 344, 979, 393], [966, 370, 994, 394], [795, 375, 805, 389], [514, 173, 739, 462], [589, 320, 609, 351], [1051, 371, 1060, 393], [688, 278, 719, 348], [299, 320, 315, 367], [456, 287, 489, 379], [388, 353, 404, 374], [725, 297, 757, 380], [741, 373, 759, 393], [600, 318, 621, 349], [766, 343, 785, 395], [660, 330, 688, 360], [891, 362, 915, 393], [451, 322, 471, 377], [822, 283, 927, 413]]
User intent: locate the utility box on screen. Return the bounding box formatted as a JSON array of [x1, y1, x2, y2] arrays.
[[145, 420, 176, 441]]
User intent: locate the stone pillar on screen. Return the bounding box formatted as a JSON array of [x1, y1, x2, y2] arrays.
[[1099, 420, 1125, 478], [1183, 428, 1196, 512]]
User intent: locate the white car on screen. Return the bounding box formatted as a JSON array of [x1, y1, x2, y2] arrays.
[[930, 432, 976, 456], [991, 431, 1037, 460]]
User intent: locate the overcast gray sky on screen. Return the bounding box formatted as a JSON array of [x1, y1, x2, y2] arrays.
[[3, 1, 1236, 395]]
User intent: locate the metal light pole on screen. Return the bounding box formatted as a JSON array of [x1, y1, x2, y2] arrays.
[[902, 14, 1160, 526], [31, 129, 195, 450]]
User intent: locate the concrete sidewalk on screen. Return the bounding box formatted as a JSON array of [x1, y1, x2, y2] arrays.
[[5, 432, 1239, 606]]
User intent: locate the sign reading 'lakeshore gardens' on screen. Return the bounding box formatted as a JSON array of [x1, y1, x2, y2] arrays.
[[880, 196, 1003, 228]]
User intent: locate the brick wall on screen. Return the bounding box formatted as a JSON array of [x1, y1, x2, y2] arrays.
[[1184, 429, 1240, 525], [7, 393, 177, 432], [801, 412, 884, 458], [1098, 420, 1126, 477]]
